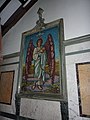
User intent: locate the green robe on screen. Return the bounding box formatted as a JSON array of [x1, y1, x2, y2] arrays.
[[33, 46, 46, 85]]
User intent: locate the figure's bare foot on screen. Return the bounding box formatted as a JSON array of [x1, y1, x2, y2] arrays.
[[31, 85, 36, 90], [37, 85, 43, 90]]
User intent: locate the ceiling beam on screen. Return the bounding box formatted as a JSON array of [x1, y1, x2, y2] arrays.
[[0, 0, 11, 13], [2, 0, 38, 36]]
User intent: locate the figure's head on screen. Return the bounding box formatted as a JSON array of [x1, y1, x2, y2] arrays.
[[37, 38, 43, 47], [48, 34, 52, 42]]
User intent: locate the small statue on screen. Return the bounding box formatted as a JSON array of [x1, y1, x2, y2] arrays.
[[36, 8, 45, 28], [37, 8, 44, 21]]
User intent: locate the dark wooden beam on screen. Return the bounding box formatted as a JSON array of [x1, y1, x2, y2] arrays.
[[0, 0, 11, 13], [2, 0, 38, 36]]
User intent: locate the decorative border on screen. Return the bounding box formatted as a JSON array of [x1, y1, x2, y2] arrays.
[[76, 62, 90, 118], [17, 18, 67, 101]]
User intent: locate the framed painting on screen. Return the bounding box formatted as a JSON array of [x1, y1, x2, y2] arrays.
[[18, 17, 66, 100], [0, 71, 15, 105], [76, 62, 90, 118]]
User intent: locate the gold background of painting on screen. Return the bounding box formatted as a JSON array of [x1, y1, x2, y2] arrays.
[[78, 64, 90, 115], [0, 71, 14, 104]]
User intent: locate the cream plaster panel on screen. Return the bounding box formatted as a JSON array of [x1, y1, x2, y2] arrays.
[[20, 98, 61, 120], [66, 52, 90, 120]]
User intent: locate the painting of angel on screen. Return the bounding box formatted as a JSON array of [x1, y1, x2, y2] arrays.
[[20, 25, 62, 96]]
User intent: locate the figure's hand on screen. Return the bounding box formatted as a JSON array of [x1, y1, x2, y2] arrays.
[[40, 47, 45, 53], [40, 49, 43, 53]]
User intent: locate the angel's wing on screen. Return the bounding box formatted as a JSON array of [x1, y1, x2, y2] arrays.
[[25, 40, 34, 80], [44, 34, 55, 84]]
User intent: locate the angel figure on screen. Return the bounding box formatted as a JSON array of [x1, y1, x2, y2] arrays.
[[25, 34, 55, 90]]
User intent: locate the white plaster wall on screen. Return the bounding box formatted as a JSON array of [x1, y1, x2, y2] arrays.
[[2, 0, 90, 55]]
